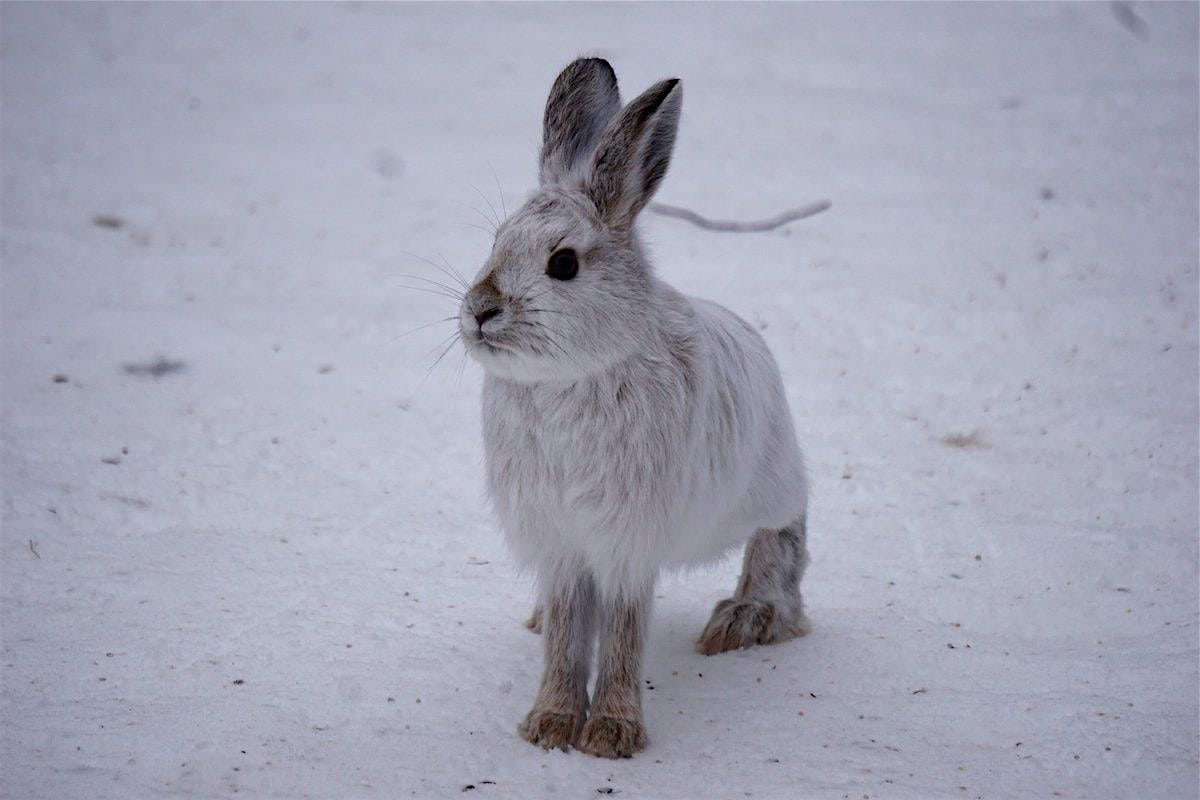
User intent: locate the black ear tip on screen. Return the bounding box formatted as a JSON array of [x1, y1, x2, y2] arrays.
[[651, 78, 681, 108], [577, 57, 617, 86]]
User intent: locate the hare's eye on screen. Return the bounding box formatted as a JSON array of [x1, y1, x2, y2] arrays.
[[546, 248, 578, 281]]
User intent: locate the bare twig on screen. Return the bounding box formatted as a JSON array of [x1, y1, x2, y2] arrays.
[[29, 539, 40, 559], [648, 199, 831, 232]]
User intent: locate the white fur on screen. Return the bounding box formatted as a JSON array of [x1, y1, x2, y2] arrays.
[[459, 63, 807, 604]]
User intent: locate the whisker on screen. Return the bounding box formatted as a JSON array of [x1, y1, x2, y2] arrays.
[[454, 347, 469, 394], [523, 293, 558, 309], [513, 319, 586, 373], [536, 331, 581, 370], [442, 348, 470, 433], [395, 274, 465, 299], [455, 220, 499, 238], [395, 283, 464, 302], [470, 183, 501, 229], [436, 254, 472, 291], [406, 330, 463, 405], [422, 328, 463, 360], [522, 287, 557, 304], [487, 161, 507, 220], [425, 331, 463, 377], [389, 316, 459, 343], [454, 200, 498, 234], [399, 250, 471, 291]]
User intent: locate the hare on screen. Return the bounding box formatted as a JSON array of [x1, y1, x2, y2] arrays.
[[459, 58, 810, 758]]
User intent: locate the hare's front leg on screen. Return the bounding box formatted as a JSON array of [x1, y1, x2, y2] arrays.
[[518, 571, 596, 751], [578, 589, 650, 758], [697, 518, 811, 655]]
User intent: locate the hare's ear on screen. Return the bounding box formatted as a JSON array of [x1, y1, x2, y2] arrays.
[[584, 78, 681, 228], [540, 58, 621, 185]]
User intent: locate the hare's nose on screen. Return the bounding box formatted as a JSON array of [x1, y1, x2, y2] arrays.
[[474, 307, 501, 328]]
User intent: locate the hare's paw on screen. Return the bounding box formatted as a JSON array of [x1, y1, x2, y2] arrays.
[[518, 707, 584, 752], [577, 714, 646, 759], [696, 598, 810, 655], [524, 605, 544, 634]]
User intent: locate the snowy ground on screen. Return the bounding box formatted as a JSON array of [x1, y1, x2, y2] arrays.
[[2, 3, 1197, 798]]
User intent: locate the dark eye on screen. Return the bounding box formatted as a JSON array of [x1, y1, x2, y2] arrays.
[[546, 248, 578, 281]]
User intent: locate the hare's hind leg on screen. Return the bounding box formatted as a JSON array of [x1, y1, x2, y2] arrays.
[[696, 518, 810, 655]]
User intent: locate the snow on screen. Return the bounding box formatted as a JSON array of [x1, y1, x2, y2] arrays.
[[1, 2, 1197, 798]]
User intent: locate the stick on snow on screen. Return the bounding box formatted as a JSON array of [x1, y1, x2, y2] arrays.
[[648, 199, 831, 232]]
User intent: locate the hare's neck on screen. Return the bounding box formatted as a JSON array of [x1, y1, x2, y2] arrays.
[[505, 354, 644, 406]]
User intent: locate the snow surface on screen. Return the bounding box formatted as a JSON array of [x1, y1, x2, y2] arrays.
[[2, 3, 1197, 798]]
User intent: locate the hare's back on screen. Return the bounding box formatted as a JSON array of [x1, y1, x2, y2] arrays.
[[689, 297, 779, 381], [684, 295, 808, 541]]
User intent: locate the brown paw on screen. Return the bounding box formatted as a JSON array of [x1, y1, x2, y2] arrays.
[[518, 707, 584, 751], [696, 598, 810, 655], [524, 606, 543, 634], [577, 715, 647, 759]]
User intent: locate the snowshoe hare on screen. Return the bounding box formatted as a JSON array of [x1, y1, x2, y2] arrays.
[[459, 58, 811, 758]]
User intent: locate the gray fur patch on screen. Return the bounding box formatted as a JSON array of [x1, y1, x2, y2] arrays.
[[585, 78, 681, 227], [540, 58, 621, 186]]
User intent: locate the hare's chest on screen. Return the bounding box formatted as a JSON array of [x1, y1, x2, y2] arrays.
[[482, 378, 664, 531]]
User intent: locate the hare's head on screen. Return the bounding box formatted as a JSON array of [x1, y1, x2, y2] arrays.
[[460, 58, 681, 384]]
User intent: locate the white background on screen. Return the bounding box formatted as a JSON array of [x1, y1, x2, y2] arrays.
[[2, 3, 1197, 798]]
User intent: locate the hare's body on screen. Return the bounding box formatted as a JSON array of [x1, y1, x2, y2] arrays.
[[459, 59, 811, 758], [483, 278, 807, 600]]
